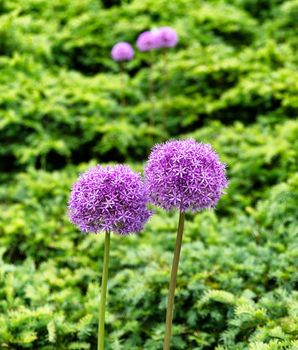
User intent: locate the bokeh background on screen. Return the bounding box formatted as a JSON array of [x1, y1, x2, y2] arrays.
[[0, 0, 297, 349]]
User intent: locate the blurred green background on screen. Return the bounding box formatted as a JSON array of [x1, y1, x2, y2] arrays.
[[0, 0, 297, 349]]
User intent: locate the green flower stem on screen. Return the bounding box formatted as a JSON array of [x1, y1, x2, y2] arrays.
[[163, 211, 185, 350], [119, 62, 126, 107], [148, 50, 155, 129], [97, 230, 111, 350], [162, 49, 169, 134]]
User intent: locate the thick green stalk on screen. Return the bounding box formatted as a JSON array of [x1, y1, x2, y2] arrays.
[[163, 211, 185, 350], [97, 231, 111, 350]]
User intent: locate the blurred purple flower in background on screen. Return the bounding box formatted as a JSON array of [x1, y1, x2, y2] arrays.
[[68, 164, 150, 234], [136, 31, 160, 51], [156, 27, 178, 48], [111, 42, 134, 61], [145, 139, 228, 212]]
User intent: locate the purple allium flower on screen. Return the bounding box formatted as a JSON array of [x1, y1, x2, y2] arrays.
[[144, 139, 228, 212], [111, 42, 134, 61], [156, 26, 178, 48], [136, 31, 160, 52], [68, 165, 151, 234]]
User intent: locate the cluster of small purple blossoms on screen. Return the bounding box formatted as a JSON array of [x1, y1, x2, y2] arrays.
[[144, 139, 228, 212], [136, 30, 160, 51], [68, 165, 151, 235], [136, 27, 178, 51], [111, 27, 178, 60], [111, 42, 134, 61], [156, 27, 179, 48]]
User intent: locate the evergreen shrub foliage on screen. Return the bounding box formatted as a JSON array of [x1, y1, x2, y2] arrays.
[[0, 0, 297, 170]]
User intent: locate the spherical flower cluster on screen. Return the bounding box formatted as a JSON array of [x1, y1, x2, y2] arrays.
[[144, 139, 228, 212], [156, 26, 178, 48], [136, 27, 179, 52], [68, 165, 151, 235], [111, 42, 134, 61], [136, 31, 160, 52]]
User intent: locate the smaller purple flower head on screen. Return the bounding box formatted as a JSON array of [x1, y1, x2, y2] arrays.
[[144, 139, 228, 212], [136, 31, 160, 52], [111, 42, 134, 61], [68, 165, 151, 235], [156, 26, 178, 48]]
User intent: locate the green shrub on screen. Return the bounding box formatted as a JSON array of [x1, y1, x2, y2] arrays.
[[0, 0, 297, 170], [0, 122, 297, 348], [0, 170, 297, 349]]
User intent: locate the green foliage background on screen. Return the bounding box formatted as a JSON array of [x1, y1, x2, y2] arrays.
[[0, 0, 297, 349]]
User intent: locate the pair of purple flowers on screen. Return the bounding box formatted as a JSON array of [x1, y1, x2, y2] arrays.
[[111, 27, 178, 62], [68, 139, 227, 350], [69, 139, 227, 234]]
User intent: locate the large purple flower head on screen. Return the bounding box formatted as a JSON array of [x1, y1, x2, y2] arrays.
[[144, 139, 228, 212], [68, 165, 151, 235], [136, 31, 160, 52], [156, 27, 178, 48], [111, 42, 134, 61]]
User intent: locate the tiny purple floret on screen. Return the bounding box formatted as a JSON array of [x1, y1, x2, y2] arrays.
[[144, 139, 228, 212], [136, 31, 160, 52], [111, 42, 134, 61], [68, 165, 151, 234], [156, 27, 178, 48]]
